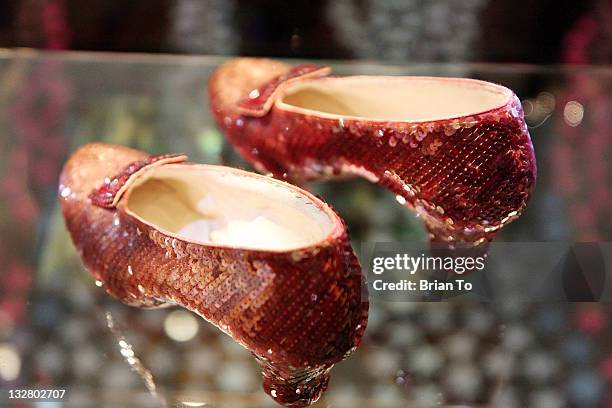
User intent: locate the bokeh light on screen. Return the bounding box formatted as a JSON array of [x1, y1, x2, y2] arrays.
[[563, 100, 584, 127], [0, 343, 21, 381], [522, 92, 556, 126], [163, 310, 199, 342]]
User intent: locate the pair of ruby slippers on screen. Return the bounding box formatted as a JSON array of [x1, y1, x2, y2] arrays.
[[60, 58, 536, 407]]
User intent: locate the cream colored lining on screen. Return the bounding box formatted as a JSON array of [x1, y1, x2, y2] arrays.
[[279, 76, 511, 122], [125, 166, 335, 251]]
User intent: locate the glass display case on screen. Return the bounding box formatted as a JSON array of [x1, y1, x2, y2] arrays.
[[0, 50, 610, 407]]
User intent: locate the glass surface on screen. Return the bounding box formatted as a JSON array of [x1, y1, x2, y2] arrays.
[[0, 50, 610, 407]]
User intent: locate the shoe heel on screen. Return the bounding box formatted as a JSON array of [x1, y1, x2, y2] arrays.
[[260, 359, 331, 408]]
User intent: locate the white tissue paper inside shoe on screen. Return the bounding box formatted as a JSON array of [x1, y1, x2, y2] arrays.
[[177, 215, 307, 250]]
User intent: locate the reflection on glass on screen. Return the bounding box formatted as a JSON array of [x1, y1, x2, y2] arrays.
[[105, 311, 168, 408]]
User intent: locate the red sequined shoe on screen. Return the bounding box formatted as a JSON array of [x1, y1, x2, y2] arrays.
[[59, 143, 368, 407], [209, 58, 537, 244]]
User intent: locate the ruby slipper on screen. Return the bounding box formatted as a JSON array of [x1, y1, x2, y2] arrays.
[[59, 143, 368, 407], [209, 58, 537, 244]]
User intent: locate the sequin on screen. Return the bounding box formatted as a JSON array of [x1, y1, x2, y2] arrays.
[[209, 59, 537, 245], [60, 143, 368, 408]]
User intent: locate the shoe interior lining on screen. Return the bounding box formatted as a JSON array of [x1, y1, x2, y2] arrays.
[[125, 166, 335, 251], [280, 77, 510, 122]]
